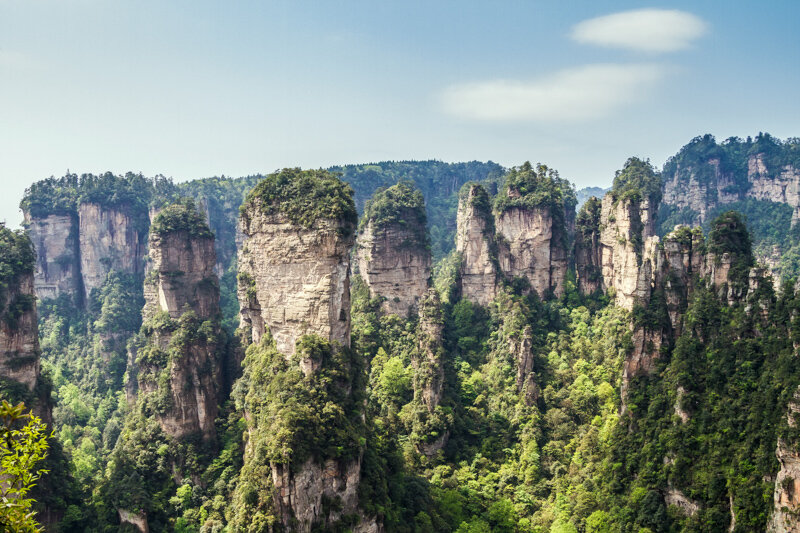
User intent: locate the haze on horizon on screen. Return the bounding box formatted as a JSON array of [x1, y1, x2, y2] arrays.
[[1, 0, 798, 225]]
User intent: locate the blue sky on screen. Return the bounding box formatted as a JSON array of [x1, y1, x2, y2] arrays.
[[1, 1, 798, 224]]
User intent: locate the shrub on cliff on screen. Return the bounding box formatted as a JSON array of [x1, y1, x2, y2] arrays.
[[150, 199, 213, 239], [611, 157, 662, 206], [494, 161, 576, 216], [361, 181, 429, 249], [242, 168, 357, 229]]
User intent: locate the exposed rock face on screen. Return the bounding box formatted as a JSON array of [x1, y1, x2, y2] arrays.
[[79, 203, 145, 301], [23, 213, 81, 302], [510, 325, 538, 405], [456, 184, 499, 306], [575, 197, 603, 294], [236, 170, 375, 531], [598, 195, 657, 310], [662, 146, 800, 227], [414, 289, 446, 413], [410, 289, 450, 458], [497, 206, 566, 297], [136, 206, 223, 443], [357, 221, 430, 318], [143, 231, 219, 322], [272, 457, 361, 532], [118, 509, 149, 533], [0, 270, 40, 391], [768, 388, 800, 533], [238, 211, 354, 356]]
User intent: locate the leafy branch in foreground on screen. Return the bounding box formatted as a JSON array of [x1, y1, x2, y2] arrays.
[[0, 400, 50, 533]]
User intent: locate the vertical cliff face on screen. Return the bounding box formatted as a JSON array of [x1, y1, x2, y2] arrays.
[[234, 169, 375, 532], [238, 172, 356, 355], [598, 195, 657, 310], [769, 389, 800, 533], [493, 162, 576, 299], [409, 288, 450, 457], [356, 182, 431, 318], [497, 206, 560, 296], [23, 213, 82, 302], [79, 202, 145, 302], [135, 201, 223, 443], [575, 197, 603, 294], [0, 227, 41, 392], [456, 183, 499, 306]]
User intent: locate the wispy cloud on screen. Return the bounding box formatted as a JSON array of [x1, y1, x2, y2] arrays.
[[570, 9, 707, 53], [441, 63, 665, 122]]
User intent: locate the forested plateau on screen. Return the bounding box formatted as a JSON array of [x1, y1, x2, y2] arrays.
[[2, 134, 800, 532]]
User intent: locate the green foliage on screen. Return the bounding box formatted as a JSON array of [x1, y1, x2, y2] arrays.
[[243, 168, 357, 230], [494, 161, 577, 216], [332, 160, 504, 260], [20, 172, 177, 235], [708, 211, 754, 287], [0, 401, 50, 533], [611, 157, 661, 206], [150, 199, 213, 239], [0, 225, 35, 324], [361, 181, 429, 249]]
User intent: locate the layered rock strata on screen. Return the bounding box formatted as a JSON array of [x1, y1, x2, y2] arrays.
[[78, 203, 145, 301], [357, 183, 431, 318], [769, 388, 800, 533], [236, 170, 376, 532], [456, 184, 499, 306], [135, 202, 223, 442], [238, 214, 354, 356], [23, 213, 81, 302], [412, 288, 449, 456]]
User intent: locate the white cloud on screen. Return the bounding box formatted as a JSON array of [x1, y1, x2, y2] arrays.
[[570, 9, 707, 53], [441, 63, 665, 122]]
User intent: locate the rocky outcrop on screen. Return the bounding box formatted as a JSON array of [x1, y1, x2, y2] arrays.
[[456, 184, 499, 306], [272, 457, 361, 531], [768, 388, 800, 533], [575, 197, 603, 294], [0, 264, 40, 392], [118, 509, 149, 533], [23, 213, 81, 302], [135, 202, 223, 443], [236, 170, 374, 532], [356, 183, 431, 318], [598, 195, 657, 310], [79, 203, 145, 301], [0, 226, 51, 425], [497, 205, 567, 297], [238, 212, 354, 356], [411, 289, 449, 457], [510, 325, 538, 405]]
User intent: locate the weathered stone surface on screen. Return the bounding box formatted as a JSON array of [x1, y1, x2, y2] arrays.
[[414, 289, 445, 413], [497, 206, 566, 297], [118, 509, 149, 533], [24, 213, 81, 301], [769, 388, 800, 533], [510, 325, 538, 405], [357, 220, 430, 318], [575, 198, 603, 295], [137, 224, 222, 442], [238, 211, 354, 356], [0, 271, 40, 391], [272, 457, 362, 533], [598, 195, 656, 310], [78, 203, 144, 301], [144, 232, 219, 322], [456, 184, 498, 306]]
